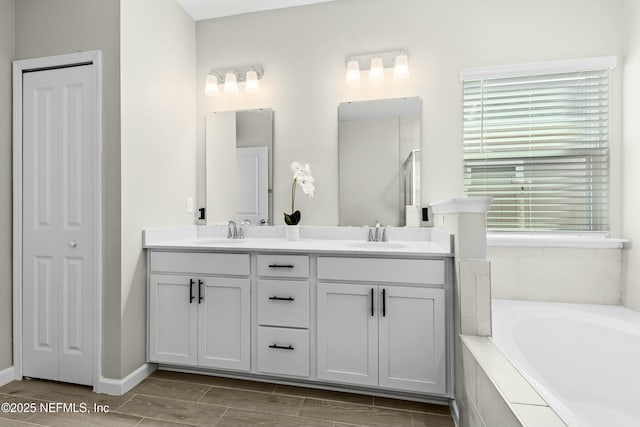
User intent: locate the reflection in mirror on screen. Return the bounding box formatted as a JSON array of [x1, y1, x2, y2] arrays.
[[338, 97, 421, 227], [206, 108, 273, 225]]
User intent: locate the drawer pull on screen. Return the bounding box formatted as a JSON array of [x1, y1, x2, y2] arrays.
[[268, 296, 295, 301], [370, 288, 374, 317], [268, 264, 294, 268], [382, 288, 386, 317], [268, 344, 294, 351], [189, 279, 195, 304], [198, 279, 204, 304]]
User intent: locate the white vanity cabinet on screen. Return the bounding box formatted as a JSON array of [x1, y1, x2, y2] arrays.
[[256, 254, 311, 378], [148, 252, 251, 371], [149, 274, 198, 365], [146, 243, 452, 399], [317, 257, 447, 395]]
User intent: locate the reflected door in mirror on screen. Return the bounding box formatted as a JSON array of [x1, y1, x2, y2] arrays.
[[236, 147, 268, 224]]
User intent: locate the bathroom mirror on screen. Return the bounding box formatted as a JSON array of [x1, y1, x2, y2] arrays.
[[338, 97, 421, 227], [205, 108, 273, 225]]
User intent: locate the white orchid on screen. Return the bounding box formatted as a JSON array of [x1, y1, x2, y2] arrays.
[[285, 161, 315, 225]]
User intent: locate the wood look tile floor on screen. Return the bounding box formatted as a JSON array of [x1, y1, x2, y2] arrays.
[[0, 371, 454, 427]]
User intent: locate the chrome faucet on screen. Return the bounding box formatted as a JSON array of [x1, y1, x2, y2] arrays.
[[239, 219, 252, 239], [226, 220, 238, 239], [367, 221, 388, 242]]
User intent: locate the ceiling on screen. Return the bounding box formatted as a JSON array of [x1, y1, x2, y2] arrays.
[[175, 0, 338, 21]]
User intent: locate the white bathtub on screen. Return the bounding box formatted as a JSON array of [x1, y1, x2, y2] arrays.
[[492, 299, 640, 427]]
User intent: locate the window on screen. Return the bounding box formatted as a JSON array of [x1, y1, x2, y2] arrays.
[[462, 64, 611, 232]]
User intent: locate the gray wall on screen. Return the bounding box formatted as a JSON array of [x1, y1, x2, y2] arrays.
[[196, 0, 624, 231], [0, 0, 15, 372], [120, 0, 196, 378], [14, 0, 123, 379]]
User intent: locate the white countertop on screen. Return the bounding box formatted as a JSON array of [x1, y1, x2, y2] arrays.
[[144, 237, 451, 257], [143, 226, 453, 258]]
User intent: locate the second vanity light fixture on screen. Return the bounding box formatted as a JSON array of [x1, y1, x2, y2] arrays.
[[204, 64, 264, 96], [345, 50, 410, 84]]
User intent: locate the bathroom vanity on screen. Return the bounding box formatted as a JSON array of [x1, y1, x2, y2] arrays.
[[143, 226, 454, 401]]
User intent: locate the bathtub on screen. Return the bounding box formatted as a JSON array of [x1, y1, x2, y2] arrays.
[[491, 299, 640, 427]]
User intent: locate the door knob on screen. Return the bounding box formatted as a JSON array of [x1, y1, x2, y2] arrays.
[[69, 240, 78, 248]]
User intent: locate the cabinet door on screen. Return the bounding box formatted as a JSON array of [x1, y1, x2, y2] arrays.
[[149, 274, 198, 365], [378, 286, 446, 394], [317, 283, 378, 386], [198, 277, 251, 371]]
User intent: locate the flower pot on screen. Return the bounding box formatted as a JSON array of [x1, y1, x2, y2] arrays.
[[285, 225, 300, 241]]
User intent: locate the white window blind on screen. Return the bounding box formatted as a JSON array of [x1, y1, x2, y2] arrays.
[[463, 69, 610, 232]]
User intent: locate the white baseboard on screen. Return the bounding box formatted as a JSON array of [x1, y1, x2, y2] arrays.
[[0, 366, 16, 387], [96, 363, 156, 396]]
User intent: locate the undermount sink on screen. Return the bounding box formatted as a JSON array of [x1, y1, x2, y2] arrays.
[[194, 238, 247, 244], [348, 241, 408, 249]]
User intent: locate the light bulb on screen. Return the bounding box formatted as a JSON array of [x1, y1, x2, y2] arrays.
[[369, 57, 385, 82], [204, 74, 219, 96], [345, 58, 361, 84], [393, 53, 410, 80], [245, 70, 260, 94], [224, 72, 238, 95]]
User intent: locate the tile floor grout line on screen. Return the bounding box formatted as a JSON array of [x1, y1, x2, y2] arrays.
[[134, 416, 145, 426], [113, 392, 138, 412], [196, 385, 212, 403], [155, 375, 450, 416], [409, 409, 454, 418], [118, 392, 228, 412], [0, 415, 48, 427]]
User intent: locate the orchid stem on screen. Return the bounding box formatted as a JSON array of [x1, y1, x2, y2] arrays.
[[291, 178, 297, 213]]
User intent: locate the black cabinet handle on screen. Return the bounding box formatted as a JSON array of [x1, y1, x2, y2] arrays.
[[269, 344, 294, 350], [268, 296, 295, 301], [382, 288, 386, 317], [189, 279, 195, 304], [198, 279, 204, 304], [370, 288, 374, 317], [268, 264, 294, 268]]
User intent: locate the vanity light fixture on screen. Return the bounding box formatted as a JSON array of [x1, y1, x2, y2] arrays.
[[393, 52, 410, 80], [345, 58, 361, 84], [245, 69, 260, 93], [224, 72, 239, 95], [204, 73, 220, 96], [369, 57, 385, 82], [204, 64, 264, 96], [344, 50, 410, 85]]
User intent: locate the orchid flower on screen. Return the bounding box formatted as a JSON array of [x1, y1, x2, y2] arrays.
[[285, 161, 315, 225]]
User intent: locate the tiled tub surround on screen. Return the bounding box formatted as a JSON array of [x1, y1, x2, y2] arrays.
[[143, 225, 455, 413], [492, 299, 640, 427], [460, 336, 566, 427]]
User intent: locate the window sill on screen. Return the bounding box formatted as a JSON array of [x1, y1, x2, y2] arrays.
[[486, 233, 627, 249]]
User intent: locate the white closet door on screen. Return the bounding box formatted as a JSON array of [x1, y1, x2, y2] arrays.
[[22, 65, 95, 386], [235, 146, 268, 224]]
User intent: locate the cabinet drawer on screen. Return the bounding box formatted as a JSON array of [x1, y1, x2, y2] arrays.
[[257, 280, 309, 328], [317, 257, 444, 285], [150, 252, 249, 276], [257, 327, 309, 377], [257, 255, 309, 278]]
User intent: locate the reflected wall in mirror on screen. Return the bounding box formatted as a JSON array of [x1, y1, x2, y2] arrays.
[[338, 97, 421, 227], [206, 108, 273, 225]]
